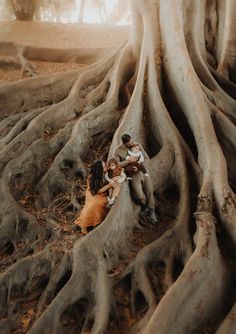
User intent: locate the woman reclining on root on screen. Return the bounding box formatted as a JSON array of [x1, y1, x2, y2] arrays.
[[74, 160, 115, 235]]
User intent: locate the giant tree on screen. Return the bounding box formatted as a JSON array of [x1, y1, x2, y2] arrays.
[[0, 0, 236, 333]]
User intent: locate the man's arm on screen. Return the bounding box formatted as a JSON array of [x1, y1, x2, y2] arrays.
[[139, 152, 145, 163], [114, 147, 130, 168]]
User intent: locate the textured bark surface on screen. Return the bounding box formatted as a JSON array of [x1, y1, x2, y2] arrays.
[[0, 0, 236, 333]]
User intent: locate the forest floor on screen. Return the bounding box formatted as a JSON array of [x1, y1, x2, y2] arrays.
[[0, 20, 129, 84]]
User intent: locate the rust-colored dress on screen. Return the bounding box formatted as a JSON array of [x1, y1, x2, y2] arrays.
[[75, 179, 109, 228]]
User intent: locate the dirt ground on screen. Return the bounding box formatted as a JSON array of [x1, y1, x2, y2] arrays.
[[0, 20, 129, 85]]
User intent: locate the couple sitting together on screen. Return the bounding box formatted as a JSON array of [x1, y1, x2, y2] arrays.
[[75, 134, 158, 234]]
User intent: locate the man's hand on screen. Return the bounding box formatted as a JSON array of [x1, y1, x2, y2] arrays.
[[127, 156, 139, 163]]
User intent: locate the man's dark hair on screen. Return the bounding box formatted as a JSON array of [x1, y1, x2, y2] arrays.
[[121, 134, 131, 143]]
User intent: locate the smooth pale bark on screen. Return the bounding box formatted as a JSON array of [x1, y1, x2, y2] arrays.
[[217, 0, 236, 80]]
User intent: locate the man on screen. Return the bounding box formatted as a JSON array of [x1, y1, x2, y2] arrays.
[[114, 134, 158, 224]]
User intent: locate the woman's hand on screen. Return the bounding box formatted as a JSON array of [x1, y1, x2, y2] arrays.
[[109, 180, 117, 187]]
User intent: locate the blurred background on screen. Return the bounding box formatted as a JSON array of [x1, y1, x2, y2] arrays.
[[0, 0, 131, 25]]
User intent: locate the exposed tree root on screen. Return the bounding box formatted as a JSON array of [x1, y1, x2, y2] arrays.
[[0, 0, 236, 333], [0, 41, 110, 77]]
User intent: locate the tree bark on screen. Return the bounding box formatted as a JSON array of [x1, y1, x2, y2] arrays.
[[0, 0, 236, 333]]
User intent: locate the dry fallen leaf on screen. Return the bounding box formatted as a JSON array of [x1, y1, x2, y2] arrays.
[[21, 316, 30, 329]]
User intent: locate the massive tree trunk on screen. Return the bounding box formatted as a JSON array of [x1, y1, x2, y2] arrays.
[[0, 0, 236, 333]]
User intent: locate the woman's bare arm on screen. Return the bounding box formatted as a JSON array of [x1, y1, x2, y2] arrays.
[[97, 183, 113, 194]]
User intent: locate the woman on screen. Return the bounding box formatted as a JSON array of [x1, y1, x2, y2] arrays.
[[75, 160, 114, 234]]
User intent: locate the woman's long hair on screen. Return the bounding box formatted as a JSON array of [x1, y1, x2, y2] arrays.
[[89, 160, 104, 195]]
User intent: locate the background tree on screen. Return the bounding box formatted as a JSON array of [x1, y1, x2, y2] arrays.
[[92, 0, 108, 24], [78, 0, 86, 23], [4, 0, 78, 23], [1, 0, 127, 25], [0, 0, 236, 333], [0, 0, 14, 21], [107, 0, 130, 25], [9, 0, 38, 21]]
